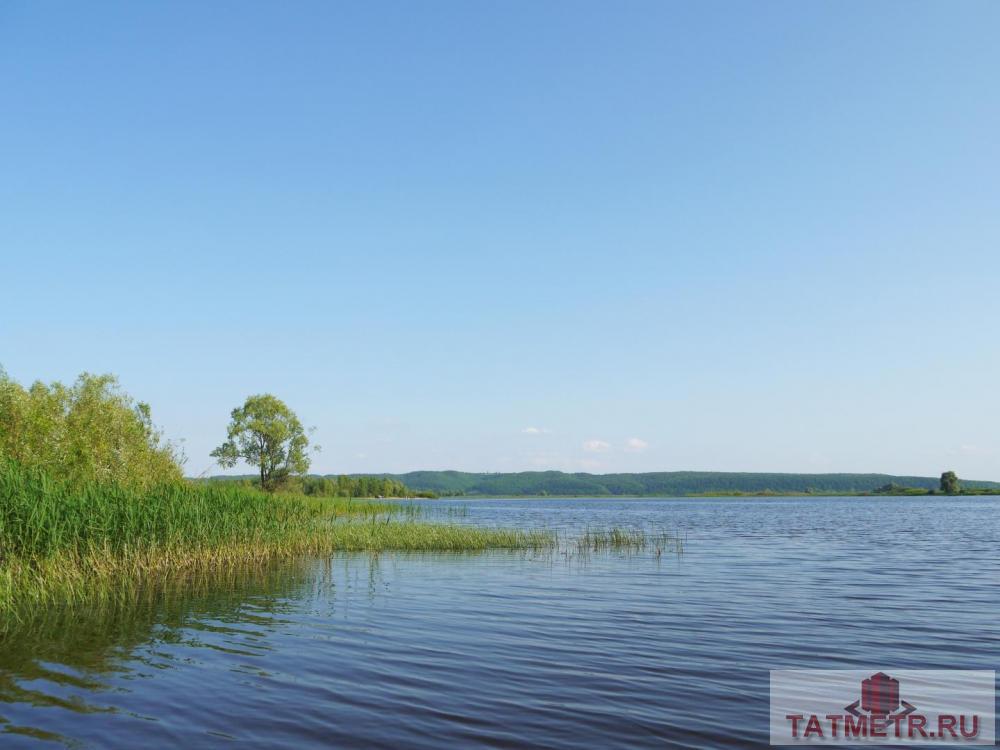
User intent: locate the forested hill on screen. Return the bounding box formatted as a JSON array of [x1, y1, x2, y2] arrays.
[[355, 470, 1000, 497]]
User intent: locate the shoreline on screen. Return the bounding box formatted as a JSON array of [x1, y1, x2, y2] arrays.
[[406, 491, 1000, 500]]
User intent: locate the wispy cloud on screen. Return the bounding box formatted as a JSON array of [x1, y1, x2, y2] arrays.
[[950, 444, 992, 457], [522, 426, 551, 435], [583, 439, 611, 453], [624, 437, 648, 453]]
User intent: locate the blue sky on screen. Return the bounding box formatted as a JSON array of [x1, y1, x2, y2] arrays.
[[2, 2, 998, 479]]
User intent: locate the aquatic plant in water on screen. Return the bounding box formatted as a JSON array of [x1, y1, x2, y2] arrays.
[[0, 461, 555, 617]]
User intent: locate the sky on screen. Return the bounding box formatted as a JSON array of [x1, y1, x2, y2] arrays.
[[2, 1, 999, 479]]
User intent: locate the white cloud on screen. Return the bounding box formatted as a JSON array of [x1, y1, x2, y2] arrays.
[[583, 439, 611, 453], [954, 444, 991, 457], [624, 437, 649, 453], [522, 426, 550, 435]]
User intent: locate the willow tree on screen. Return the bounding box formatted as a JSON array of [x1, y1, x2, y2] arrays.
[[0, 368, 183, 488], [211, 394, 312, 491]]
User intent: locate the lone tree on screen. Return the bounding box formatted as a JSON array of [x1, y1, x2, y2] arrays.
[[211, 394, 313, 491], [940, 470, 960, 495]]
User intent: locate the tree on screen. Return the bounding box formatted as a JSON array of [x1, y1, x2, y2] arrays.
[[940, 471, 960, 495], [211, 394, 313, 491]]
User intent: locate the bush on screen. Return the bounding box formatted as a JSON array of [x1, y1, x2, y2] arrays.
[[0, 369, 183, 489]]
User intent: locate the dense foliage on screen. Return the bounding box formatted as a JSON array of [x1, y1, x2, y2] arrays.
[[297, 474, 425, 498], [0, 369, 183, 489], [871, 483, 934, 496], [362, 470, 1000, 497], [940, 471, 960, 495], [206, 473, 430, 498]]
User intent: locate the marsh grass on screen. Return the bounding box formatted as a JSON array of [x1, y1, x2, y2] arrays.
[[0, 460, 684, 622], [0, 461, 554, 616], [575, 527, 684, 555]]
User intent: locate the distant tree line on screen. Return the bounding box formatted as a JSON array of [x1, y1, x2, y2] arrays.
[[371, 470, 1000, 497], [301, 475, 432, 498], [207, 474, 431, 498]]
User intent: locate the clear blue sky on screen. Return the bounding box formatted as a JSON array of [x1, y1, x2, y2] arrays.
[[2, 2, 998, 479]]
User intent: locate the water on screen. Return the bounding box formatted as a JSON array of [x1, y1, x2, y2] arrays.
[[1, 496, 997, 748]]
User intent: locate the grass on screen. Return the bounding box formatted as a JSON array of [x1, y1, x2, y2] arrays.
[[0, 460, 554, 616], [0, 460, 684, 623], [576, 527, 684, 554]]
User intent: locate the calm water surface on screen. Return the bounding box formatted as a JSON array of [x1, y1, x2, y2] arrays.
[[1, 497, 997, 748]]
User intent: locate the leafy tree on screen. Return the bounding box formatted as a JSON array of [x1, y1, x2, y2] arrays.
[[0, 368, 183, 488], [211, 394, 313, 491], [940, 470, 960, 495]]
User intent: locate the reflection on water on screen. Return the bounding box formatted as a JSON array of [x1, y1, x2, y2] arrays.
[[0, 561, 318, 744], [0, 497, 998, 748]]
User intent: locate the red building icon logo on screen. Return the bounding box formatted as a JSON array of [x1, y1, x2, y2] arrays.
[[861, 672, 899, 716], [846, 672, 916, 720]]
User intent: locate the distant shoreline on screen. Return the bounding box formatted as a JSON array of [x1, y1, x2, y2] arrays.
[[204, 469, 1000, 499], [406, 490, 1000, 500]]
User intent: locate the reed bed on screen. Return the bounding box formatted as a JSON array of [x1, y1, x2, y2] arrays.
[[0, 461, 684, 620], [575, 527, 684, 554], [0, 461, 554, 615]]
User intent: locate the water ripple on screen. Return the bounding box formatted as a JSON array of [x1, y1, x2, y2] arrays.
[[0, 496, 997, 748]]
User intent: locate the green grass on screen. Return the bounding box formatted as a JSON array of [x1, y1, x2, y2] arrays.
[[0, 460, 686, 622], [576, 527, 684, 554], [0, 460, 554, 615]]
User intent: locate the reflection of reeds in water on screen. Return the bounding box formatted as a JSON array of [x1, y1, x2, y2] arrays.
[[0, 559, 323, 743], [0, 560, 317, 664]]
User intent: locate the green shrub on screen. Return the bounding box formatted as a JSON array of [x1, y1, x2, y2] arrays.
[[0, 369, 182, 489]]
